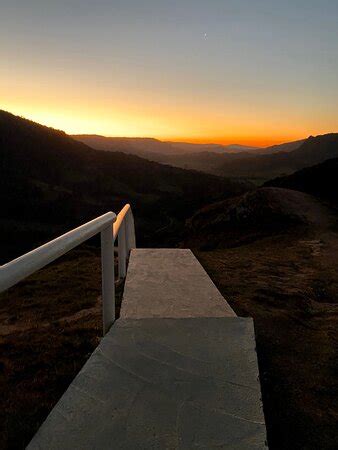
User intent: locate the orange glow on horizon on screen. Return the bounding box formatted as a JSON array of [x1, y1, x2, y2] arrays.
[[163, 136, 300, 147], [0, 99, 326, 149]]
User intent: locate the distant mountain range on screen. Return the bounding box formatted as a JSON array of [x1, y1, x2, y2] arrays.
[[252, 139, 306, 155], [72, 135, 262, 156], [87, 134, 336, 182], [0, 110, 249, 260], [72, 136, 177, 156], [214, 133, 338, 180], [75, 134, 335, 181], [73, 134, 308, 157]]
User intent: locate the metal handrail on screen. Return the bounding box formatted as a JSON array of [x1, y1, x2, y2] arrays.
[[0, 205, 136, 335]]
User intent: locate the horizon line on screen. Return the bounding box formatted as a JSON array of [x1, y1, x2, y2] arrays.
[[0, 107, 314, 148], [71, 133, 308, 148]]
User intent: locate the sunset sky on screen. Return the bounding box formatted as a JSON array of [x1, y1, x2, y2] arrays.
[[1, 0, 338, 146]]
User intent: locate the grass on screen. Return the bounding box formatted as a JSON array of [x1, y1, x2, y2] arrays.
[[0, 246, 123, 449], [196, 229, 338, 449]]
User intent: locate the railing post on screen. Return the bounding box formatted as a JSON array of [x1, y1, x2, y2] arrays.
[[118, 220, 127, 279], [126, 209, 136, 253], [101, 225, 115, 335]]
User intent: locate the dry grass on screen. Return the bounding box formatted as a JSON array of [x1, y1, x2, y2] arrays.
[[196, 228, 338, 450], [0, 246, 123, 449]]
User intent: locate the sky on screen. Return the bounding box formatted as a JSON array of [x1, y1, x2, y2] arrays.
[[1, 0, 338, 146]]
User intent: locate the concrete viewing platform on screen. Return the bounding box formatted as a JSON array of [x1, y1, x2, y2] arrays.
[[121, 249, 235, 319], [28, 249, 267, 449]]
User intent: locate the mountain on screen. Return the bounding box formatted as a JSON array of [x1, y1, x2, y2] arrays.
[[72, 135, 178, 156], [289, 133, 338, 162], [252, 139, 305, 155], [76, 134, 332, 182], [0, 110, 250, 261], [73, 135, 261, 156], [213, 133, 338, 180], [153, 138, 307, 177], [166, 134, 338, 183], [74, 135, 306, 158], [265, 157, 338, 205]]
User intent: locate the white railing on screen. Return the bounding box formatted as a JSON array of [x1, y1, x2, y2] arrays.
[[0, 204, 136, 335]]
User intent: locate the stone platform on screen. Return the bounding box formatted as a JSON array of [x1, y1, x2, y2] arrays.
[[28, 249, 267, 449], [120, 249, 235, 319], [29, 318, 266, 449]]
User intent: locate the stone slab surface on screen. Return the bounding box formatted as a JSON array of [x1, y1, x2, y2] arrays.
[[120, 249, 235, 319], [28, 317, 266, 450]]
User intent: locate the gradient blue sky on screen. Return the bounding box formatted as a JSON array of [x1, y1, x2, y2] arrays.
[[1, 0, 338, 145]]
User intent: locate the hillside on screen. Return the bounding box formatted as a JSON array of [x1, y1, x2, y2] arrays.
[[184, 187, 333, 249], [265, 157, 338, 205], [184, 187, 338, 449], [0, 110, 249, 261]]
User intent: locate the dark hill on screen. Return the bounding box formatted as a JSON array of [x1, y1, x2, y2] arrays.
[[265, 157, 338, 205], [0, 110, 249, 261], [184, 187, 333, 249]]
